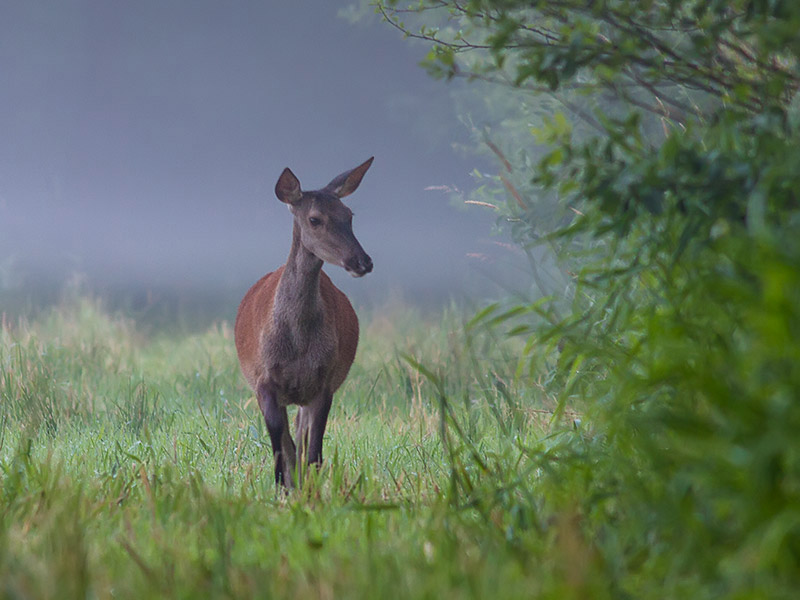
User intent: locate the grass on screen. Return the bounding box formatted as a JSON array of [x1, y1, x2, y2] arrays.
[[0, 297, 576, 599]]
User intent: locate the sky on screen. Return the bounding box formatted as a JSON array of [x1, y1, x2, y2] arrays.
[[0, 1, 498, 316]]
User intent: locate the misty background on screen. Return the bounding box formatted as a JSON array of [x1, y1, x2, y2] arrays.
[[0, 1, 502, 324]]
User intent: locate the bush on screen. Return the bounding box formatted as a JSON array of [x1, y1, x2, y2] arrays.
[[379, 1, 800, 596]]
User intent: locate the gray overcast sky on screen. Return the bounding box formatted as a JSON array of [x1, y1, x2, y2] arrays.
[[0, 1, 495, 311]]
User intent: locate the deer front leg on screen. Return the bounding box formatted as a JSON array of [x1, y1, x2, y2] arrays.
[[307, 392, 333, 466], [258, 383, 297, 488], [295, 393, 333, 483]]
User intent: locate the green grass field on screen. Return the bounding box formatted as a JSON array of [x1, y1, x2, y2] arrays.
[[1, 297, 581, 599]]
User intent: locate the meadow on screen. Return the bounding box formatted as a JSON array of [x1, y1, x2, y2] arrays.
[[0, 296, 578, 599]]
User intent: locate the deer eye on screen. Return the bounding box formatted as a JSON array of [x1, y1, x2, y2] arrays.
[[309, 216, 322, 227]]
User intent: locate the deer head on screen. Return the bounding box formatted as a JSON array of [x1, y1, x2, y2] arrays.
[[275, 157, 373, 277]]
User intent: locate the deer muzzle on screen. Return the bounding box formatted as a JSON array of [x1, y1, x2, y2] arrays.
[[345, 253, 373, 278]]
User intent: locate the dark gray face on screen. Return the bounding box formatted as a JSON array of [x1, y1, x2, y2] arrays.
[[274, 158, 375, 277], [291, 192, 373, 277]]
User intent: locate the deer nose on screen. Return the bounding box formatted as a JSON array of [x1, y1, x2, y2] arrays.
[[346, 253, 373, 277]]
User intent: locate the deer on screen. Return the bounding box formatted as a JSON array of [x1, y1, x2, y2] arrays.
[[234, 157, 374, 488]]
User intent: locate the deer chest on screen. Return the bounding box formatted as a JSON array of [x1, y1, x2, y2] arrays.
[[262, 318, 337, 407]]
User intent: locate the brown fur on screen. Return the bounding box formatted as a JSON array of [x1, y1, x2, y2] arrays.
[[234, 266, 359, 399]]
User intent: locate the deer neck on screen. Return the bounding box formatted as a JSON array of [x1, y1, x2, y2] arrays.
[[274, 221, 324, 329]]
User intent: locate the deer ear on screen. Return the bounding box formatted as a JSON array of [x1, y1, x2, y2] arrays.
[[324, 157, 374, 198], [275, 168, 302, 204]]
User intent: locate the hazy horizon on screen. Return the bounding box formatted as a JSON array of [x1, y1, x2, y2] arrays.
[[1, 2, 506, 321]]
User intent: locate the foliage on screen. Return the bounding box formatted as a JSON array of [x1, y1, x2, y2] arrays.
[[376, 0, 800, 597]]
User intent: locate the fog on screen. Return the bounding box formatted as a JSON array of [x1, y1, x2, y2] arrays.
[[0, 2, 500, 320]]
